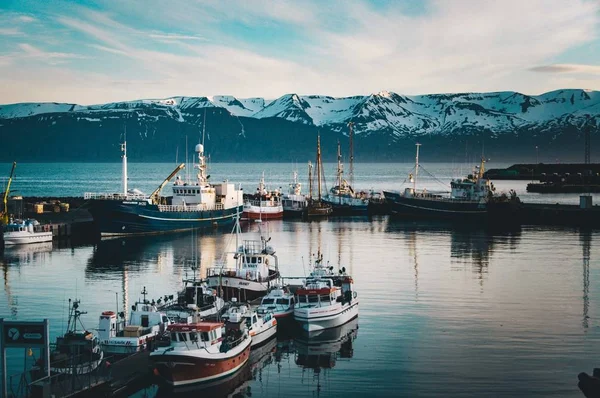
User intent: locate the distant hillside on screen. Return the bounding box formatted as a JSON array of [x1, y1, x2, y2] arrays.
[[0, 89, 598, 162]]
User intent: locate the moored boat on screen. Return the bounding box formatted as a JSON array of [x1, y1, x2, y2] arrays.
[[293, 253, 359, 332], [282, 171, 307, 217], [160, 272, 224, 323], [3, 219, 52, 245], [383, 144, 516, 222], [85, 134, 243, 236], [242, 173, 283, 221], [206, 217, 280, 301], [150, 321, 251, 386], [256, 286, 295, 319], [49, 299, 104, 375], [305, 135, 333, 218], [222, 300, 277, 348], [98, 287, 171, 356]]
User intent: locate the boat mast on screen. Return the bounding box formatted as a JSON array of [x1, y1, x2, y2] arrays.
[[317, 135, 323, 201], [308, 161, 313, 201], [348, 121, 354, 189], [121, 128, 127, 196], [414, 143, 421, 192]]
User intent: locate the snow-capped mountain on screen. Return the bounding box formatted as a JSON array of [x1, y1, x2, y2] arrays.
[[0, 89, 598, 162]]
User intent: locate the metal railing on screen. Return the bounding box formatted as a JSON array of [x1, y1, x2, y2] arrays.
[[157, 203, 224, 212], [84, 192, 149, 201]]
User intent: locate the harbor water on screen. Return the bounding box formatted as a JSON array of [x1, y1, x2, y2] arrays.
[[1, 162, 600, 397]]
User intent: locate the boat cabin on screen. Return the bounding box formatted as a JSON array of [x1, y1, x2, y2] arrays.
[[98, 303, 169, 341], [55, 331, 100, 356], [167, 322, 224, 350], [296, 279, 340, 308], [260, 289, 295, 309], [180, 282, 218, 310], [233, 239, 278, 281]]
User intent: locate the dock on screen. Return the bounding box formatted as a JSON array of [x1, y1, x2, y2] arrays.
[[28, 351, 153, 398]]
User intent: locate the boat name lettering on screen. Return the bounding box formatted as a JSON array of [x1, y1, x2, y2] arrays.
[[122, 201, 146, 206], [238, 282, 250, 286]]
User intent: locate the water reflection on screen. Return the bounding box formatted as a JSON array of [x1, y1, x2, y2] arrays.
[[2, 241, 53, 264], [581, 229, 591, 329]]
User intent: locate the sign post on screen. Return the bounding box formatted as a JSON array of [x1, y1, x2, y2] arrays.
[[0, 319, 50, 398]]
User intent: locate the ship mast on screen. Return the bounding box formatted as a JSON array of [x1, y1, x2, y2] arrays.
[[336, 140, 343, 193], [308, 161, 313, 201], [414, 143, 421, 192], [317, 135, 323, 201], [348, 121, 354, 189], [121, 128, 127, 196]]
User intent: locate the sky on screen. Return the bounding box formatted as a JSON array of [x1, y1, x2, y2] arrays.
[[1, 0, 599, 105]]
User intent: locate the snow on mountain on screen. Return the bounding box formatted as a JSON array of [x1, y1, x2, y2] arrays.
[[1, 89, 598, 139], [0, 102, 78, 118]]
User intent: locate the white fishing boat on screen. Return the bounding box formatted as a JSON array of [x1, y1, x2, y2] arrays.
[[256, 286, 295, 319], [222, 300, 277, 348], [294, 253, 359, 332], [282, 171, 307, 217], [242, 173, 283, 221], [48, 299, 104, 375], [160, 274, 225, 323], [206, 216, 280, 302], [150, 320, 251, 386], [98, 287, 171, 356], [3, 219, 52, 245]]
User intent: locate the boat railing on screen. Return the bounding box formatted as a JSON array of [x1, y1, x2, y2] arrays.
[[244, 199, 280, 207], [158, 203, 224, 212], [84, 192, 149, 201]]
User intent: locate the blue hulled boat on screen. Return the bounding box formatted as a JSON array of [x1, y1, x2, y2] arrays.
[[85, 140, 243, 236]]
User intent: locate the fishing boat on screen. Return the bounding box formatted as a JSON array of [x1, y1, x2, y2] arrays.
[[382, 144, 514, 221], [160, 275, 224, 323], [49, 299, 104, 375], [322, 140, 368, 215], [84, 129, 243, 236], [242, 173, 283, 221], [150, 320, 251, 386], [98, 287, 171, 356], [294, 253, 359, 332], [282, 171, 307, 217], [305, 135, 333, 218], [256, 286, 295, 319], [205, 216, 280, 302], [3, 219, 52, 245], [222, 299, 277, 348]]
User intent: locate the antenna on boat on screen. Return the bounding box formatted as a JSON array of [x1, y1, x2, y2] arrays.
[[121, 127, 128, 196], [348, 121, 354, 189], [414, 143, 421, 192], [141, 286, 148, 304]]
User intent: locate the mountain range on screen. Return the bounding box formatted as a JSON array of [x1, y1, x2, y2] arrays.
[[0, 89, 598, 163]]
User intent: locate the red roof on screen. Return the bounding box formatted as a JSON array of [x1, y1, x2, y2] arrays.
[[296, 287, 335, 295], [168, 322, 223, 332]]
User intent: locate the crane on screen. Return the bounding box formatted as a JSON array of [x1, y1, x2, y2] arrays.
[[1, 162, 16, 225], [150, 163, 185, 205]]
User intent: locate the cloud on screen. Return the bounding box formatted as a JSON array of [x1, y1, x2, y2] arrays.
[[529, 64, 600, 75], [0, 28, 23, 36], [17, 15, 37, 23], [17, 43, 88, 64], [148, 33, 206, 41], [88, 44, 127, 55]]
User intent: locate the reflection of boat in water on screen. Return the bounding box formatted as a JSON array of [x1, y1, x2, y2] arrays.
[[294, 317, 359, 369], [2, 241, 52, 262]]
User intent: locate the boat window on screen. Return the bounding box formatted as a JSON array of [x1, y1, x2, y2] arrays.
[[178, 333, 187, 342], [201, 332, 209, 341], [298, 295, 307, 303], [171, 332, 177, 341], [189, 332, 198, 342], [291, 297, 295, 305], [141, 315, 149, 327], [245, 256, 251, 264], [210, 330, 217, 340], [257, 257, 262, 264], [262, 298, 275, 305], [276, 298, 288, 305], [162, 316, 169, 323], [320, 294, 330, 302], [308, 295, 319, 303], [253, 315, 258, 324]]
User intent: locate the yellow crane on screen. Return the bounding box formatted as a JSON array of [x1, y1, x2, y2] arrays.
[[1, 162, 16, 225], [150, 163, 186, 205]]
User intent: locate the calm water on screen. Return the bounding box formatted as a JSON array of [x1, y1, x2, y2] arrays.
[[1, 163, 600, 397]]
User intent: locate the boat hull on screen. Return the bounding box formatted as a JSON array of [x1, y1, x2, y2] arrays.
[[86, 199, 242, 236], [294, 301, 359, 332], [3, 232, 53, 245], [152, 345, 251, 386], [242, 209, 283, 220], [383, 191, 487, 220], [206, 276, 275, 302], [250, 320, 277, 348], [50, 352, 104, 375]]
